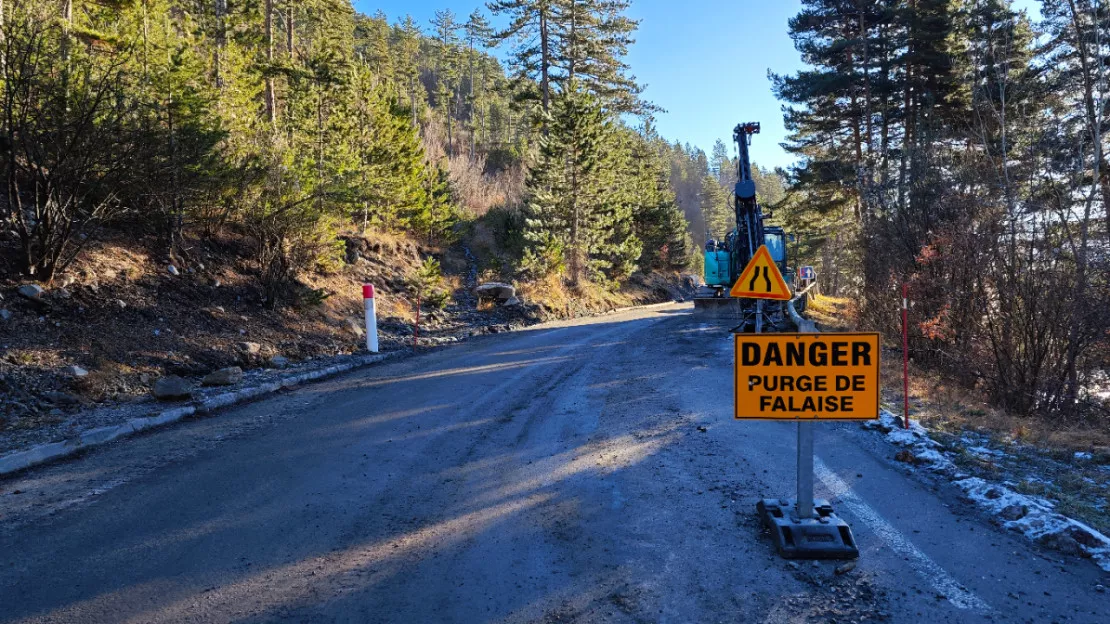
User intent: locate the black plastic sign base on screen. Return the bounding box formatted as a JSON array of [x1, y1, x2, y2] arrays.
[[757, 498, 860, 559]]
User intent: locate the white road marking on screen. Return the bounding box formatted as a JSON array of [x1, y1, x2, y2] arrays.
[[815, 458, 991, 612]]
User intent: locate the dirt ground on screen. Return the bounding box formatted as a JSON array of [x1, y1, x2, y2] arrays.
[[0, 228, 694, 449]]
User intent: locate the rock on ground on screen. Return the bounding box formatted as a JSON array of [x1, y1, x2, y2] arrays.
[[474, 282, 515, 301], [201, 367, 244, 387], [238, 342, 261, 356], [152, 376, 193, 400], [64, 366, 89, 378], [17, 284, 44, 300]]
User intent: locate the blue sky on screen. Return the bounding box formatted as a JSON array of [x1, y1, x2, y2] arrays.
[[355, 0, 1044, 171]]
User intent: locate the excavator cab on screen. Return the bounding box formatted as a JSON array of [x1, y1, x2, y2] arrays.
[[763, 227, 789, 280]]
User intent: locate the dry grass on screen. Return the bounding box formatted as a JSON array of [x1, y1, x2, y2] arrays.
[[516, 272, 681, 320], [447, 154, 524, 216], [807, 295, 857, 331], [878, 327, 1110, 451]]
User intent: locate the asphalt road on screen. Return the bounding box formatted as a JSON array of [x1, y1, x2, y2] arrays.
[[1, 304, 1107, 623]]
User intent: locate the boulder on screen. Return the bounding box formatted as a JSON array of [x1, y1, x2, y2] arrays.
[[998, 504, 1027, 521], [153, 376, 193, 400], [167, 265, 180, 276], [474, 282, 515, 301], [17, 284, 44, 300], [1064, 525, 1104, 549], [1038, 532, 1084, 557], [202, 366, 244, 387], [54, 288, 72, 299], [0, 309, 11, 321], [269, 355, 290, 368], [238, 342, 262, 355], [64, 365, 89, 378], [503, 296, 522, 307], [894, 449, 916, 464], [42, 391, 80, 406]]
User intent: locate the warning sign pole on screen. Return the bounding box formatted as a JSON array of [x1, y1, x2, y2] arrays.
[[793, 319, 815, 520], [746, 326, 866, 559], [797, 423, 814, 518]]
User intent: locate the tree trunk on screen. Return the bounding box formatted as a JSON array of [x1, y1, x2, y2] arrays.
[[286, 4, 294, 59], [847, 21, 864, 223], [899, 0, 915, 214], [469, 41, 476, 160], [264, 0, 276, 127], [214, 0, 226, 88], [568, 4, 576, 83], [540, 8, 550, 116], [1062, 0, 1100, 407]]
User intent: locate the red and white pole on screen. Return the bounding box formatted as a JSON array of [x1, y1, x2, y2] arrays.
[[902, 283, 910, 429], [363, 284, 378, 353]]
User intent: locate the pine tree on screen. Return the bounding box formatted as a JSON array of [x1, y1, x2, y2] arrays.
[[464, 9, 493, 159], [710, 138, 733, 187], [430, 9, 461, 154], [392, 15, 423, 127], [553, 0, 648, 115], [346, 62, 428, 232], [488, 0, 558, 116], [699, 174, 731, 240], [524, 83, 622, 283], [125, 0, 224, 253], [355, 11, 393, 84], [621, 126, 688, 272]]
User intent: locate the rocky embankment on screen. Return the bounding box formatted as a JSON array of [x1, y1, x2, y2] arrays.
[[0, 235, 695, 466]]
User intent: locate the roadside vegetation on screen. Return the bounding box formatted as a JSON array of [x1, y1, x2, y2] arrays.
[[0, 1, 697, 431], [775, 1, 1110, 430]]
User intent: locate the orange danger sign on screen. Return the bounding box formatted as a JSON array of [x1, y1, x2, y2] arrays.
[[730, 245, 791, 300], [734, 333, 881, 420]]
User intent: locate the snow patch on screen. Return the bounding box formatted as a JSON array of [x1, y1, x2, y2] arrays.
[[955, 477, 1110, 571], [968, 446, 1007, 459], [864, 408, 1110, 572], [913, 448, 957, 473]]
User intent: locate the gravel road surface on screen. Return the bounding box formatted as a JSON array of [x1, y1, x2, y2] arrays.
[[1, 305, 1107, 623]]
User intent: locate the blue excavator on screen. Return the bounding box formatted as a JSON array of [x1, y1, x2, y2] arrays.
[[694, 122, 803, 323]]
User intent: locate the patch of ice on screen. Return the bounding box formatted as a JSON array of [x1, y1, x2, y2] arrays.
[[955, 477, 1110, 572], [1074, 451, 1093, 461], [968, 446, 1006, 459], [914, 448, 957, 473], [879, 409, 938, 448], [885, 428, 919, 445]]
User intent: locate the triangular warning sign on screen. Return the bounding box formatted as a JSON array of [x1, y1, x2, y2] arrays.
[[730, 245, 792, 300]]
